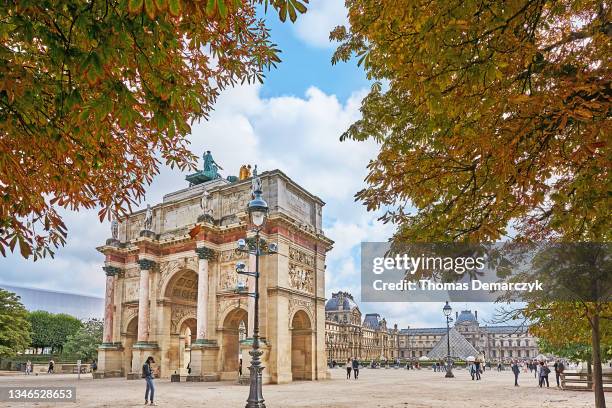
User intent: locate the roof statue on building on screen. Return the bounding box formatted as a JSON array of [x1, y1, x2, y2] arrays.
[[110, 215, 119, 240], [239, 164, 252, 180], [185, 150, 224, 185], [143, 204, 153, 231]]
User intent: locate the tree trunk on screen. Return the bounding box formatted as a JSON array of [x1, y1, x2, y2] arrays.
[[591, 313, 606, 408]]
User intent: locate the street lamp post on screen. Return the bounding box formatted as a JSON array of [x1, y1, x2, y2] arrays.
[[235, 168, 276, 408], [443, 301, 454, 378]]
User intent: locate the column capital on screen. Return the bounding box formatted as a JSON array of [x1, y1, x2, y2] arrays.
[[138, 259, 156, 270], [103, 266, 122, 276], [195, 246, 216, 260]]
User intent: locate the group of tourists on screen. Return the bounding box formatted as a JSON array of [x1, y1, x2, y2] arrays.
[[345, 358, 360, 379], [510, 359, 565, 388]]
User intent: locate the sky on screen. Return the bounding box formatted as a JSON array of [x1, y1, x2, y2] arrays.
[[0, 0, 504, 329]]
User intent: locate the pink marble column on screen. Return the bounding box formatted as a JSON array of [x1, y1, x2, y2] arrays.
[[137, 260, 154, 343], [196, 257, 209, 340], [102, 268, 116, 343], [247, 252, 256, 338]]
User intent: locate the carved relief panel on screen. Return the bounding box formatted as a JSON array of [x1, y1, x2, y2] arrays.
[[288, 246, 315, 294], [123, 278, 140, 302], [221, 189, 250, 217], [217, 249, 247, 292]]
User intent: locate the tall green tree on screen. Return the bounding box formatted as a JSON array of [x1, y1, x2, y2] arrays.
[[28, 311, 82, 353], [63, 318, 103, 361], [27, 310, 55, 351], [333, 1, 610, 406], [0, 288, 31, 357], [0, 0, 308, 259]]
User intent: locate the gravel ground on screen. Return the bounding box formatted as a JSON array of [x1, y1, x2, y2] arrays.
[[0, 367, 597, 408]]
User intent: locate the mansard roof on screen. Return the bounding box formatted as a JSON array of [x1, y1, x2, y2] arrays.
[[363, 313, 383, 329], [456, 310, 477, 324], [325, 291, 360, 313]]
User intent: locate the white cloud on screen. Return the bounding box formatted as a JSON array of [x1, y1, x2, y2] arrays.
[[293, 0, 348, 48]]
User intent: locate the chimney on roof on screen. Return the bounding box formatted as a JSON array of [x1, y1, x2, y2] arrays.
[[475, 310, 478, 320]]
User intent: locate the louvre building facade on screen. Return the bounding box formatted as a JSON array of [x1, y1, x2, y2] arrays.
[[325, 291, 540, 363]]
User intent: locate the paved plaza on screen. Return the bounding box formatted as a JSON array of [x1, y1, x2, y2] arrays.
[[0, 367, 596, 408]]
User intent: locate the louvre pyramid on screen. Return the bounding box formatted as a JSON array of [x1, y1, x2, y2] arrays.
[[427, 327, 479, 360]]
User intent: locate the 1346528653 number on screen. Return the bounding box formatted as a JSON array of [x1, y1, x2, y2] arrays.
[[0, 387, 76, 402]]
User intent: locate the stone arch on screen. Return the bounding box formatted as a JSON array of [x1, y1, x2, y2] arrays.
[[291, 310, 313, 380], [220, 307, 248, 377], [217, 301, 248, 328], [289, 307, 314, 329]]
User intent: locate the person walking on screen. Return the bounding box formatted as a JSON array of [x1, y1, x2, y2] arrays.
[[470, 363, 476, 380], [91, 359, 97, 374], [554, 360, 565, 388], [238, 359, 242, 377], [474, 360, 482, 380], [25, 360, 32, 375], [512, 360, 520, 387], [47, 359, 54, 374], [346, 358, 352, 379], [142, 356, 156, 405], [352, 357, 359, 380], [538, 361, 550, 388]]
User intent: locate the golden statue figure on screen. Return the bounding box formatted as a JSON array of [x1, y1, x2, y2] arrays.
[[239, 164, 252, 180]]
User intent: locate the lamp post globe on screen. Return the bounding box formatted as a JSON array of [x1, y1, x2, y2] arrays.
[[443, 301, 452, 317], [248, 191, 268, 227]]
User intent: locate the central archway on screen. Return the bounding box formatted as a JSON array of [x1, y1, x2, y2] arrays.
[[164, 269, 198, 375], [220, 308, 248, 378], [291, 310, 313, 380]]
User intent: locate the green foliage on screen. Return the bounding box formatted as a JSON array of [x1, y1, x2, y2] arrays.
[[0, 289, 31, 357], [62, 319, 103, 362], [28, 311, 82, 352]]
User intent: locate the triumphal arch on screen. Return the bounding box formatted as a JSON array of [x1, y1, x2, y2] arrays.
[[96, 155, 332, 384]]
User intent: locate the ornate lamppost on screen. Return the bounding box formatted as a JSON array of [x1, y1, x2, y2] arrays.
[[235, 167, 276, 408], [443, 301, 454, 378]]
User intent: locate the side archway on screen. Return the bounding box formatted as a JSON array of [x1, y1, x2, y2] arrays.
[[220, 307, 248, 377], [291, 310, 313, 380]]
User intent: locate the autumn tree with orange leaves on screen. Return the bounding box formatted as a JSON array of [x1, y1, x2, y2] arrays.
[[0, 0, 308, 259], [333, 1, 610, 406]]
